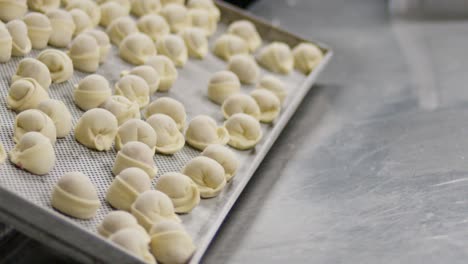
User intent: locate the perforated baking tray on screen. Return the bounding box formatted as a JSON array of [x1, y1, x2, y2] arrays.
[[0, 1, 332, 263]]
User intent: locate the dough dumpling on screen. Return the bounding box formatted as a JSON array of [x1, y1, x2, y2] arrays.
[[9, 131, 55, 175], [188, 8, 216, 36], [213, 34, 248, 61], [131, 0, 161, 17], [221, 93, 260, 120], [122, 65, 160, 94], [182, 156, 226, 198], [250, 89, 281, 123], [146, 114, 184, 155], [68, 33, 100, 73], [46, 9, 76, 48], [179, 27, 208, 59], [73, 74, 112, 110], [227, 20, 261, 52], [100, 95, 141, 125], [160, 3, 189, 33], [256, 75, 287, 104], [227, 54, 259, 84], [74, 108, 118, 151], [156, 34, 187, 67], [0, 0, 27, 22], [98, 211, 148, 239], [201, 144, 238, 182], [155, 172, 200, 213], [96, 0, 130, 12], [115, 118, 157, 152], [109, 229, 156, 264], [99, 1, 128, 28], [37, 49, 73, 83], [7, 78, 49, 112], [14, 109, 57, 144], [66, 0, 101, 26], [257, 42, 293, 74], [22, 12, 52, 49], [0, 25, 12, 62], [119, 32, 157, 65], [12, 58, 51, 91], [187, 0, 220, 22], [293, 42, 323, 74], [115, 75, 150, 108], [106, 16, 138, 46], [145, 55, 177, 92], [160, 0, 184, 5], [0, 141, 6, 164], [144, 97, 185, 131], [137, 14, 169, 42], [69, 8, 92, 36], [185, 115, 229, 151], [131, 190, 181, 231], [106, 167, 152, 211], [113, 141, 158, 179], [149, 221, 195, 264], [27, 0, 60, 13], [224, 113, 262, 150], [207, 70, 240, 105], [37, 99, 72, 138], [6, 20, 32, 56], [83, 29, 111, 64]]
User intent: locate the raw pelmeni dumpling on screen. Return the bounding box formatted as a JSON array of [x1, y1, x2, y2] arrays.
[[188, 8, 216, 36], [66, 0, 101, 26], [144, 97, 185, 131], [182, 156, 226, 198], [14, 109, 56, 144], [98, 211, 148, 239], [179, 27, 208, 59], [0, 0, 27, 22], [222, 93, 260, 120], [293, 42, 324, 74], [149, 221, 195, 264], [155, 172, 200, 213], [106, 167, 152, 211], [145, 55, 177, 92], [37, 49, 73, 83], [201, 144, 238, 182], [156, 34, 187, 67], [160, 0, 184, 5], [106, 16, 138, 46], [160, 3, 189, 33], [9, 131, 55, 175], [73, 74, 112, 110], [7, 78, 49, 112], [115, 75, 150, 108], [256, 75, 287, 104], [68, 33, 100, 73], [146, 114, 184, 155], [109, 228, 156, 264], [119, 33, 156, 65], [207, 70, 241, 105], [0, 25, 12, 62], [115, 118, 157, 152], [113, 141, 158, 179], [227, 54, 259, 84], [69, 8, 92, 36], [37, 99, 72, 138], [137, 14, 169, 42], [0, 141, 6, 163], [121, 65, 160, 94], [250, 89, 281, 123], [224, 113, 262, 150], [227, 20, 261, 52], [27, 0, 60, 13], [131, 190, 180, 231], [6, 20, 31, 56], [213, 34, 248, 61], [83, 29, 111, 64], [51, 172, 100, 219], [187, 0, 220, 22], [12, 58, 51, 91], [185, 115, 229, 151], [46, 9, 75, 48], [99, 1, 128, 27], [74, 108, 118, 151], [131, 0, 161, 17], [96, 0, 130, 12], [100, 95, 141, 125], [257, 42, 293, 74], [22, 12, 52, 49]]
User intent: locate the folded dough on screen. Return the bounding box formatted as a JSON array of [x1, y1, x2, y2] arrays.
[[27, 0, 60, 13], [51, 171, 100, 219], [227, 20, 261, 52], [65, 0, 101, 26], [227, 54, 259, 84], [83, 29, 111, 64], [144, 97, 186, 131], [155, 172, 200, 213], [68, 33, 100, 73], [201, 144, 238, 182], [0, 141, 6, 164], [145, 55, 177, 92], [121, 65, 160, 94], [6, 20, 32, 56], [256, 75, 287, 104], [100, 95, 141, 125], [113, 141, 158, 179], [46, 9, 76, 48], [213, 34, 248, 61], [98, 211, 148, 239], [75, 108, 118, 151], [185, 115, 229, 151], [109, 228, 156, 264], [188, 8, 216, 36], [37, 49, 73, 83], [14, 109, 57, 144], [293, 42, 323, 74], [106, 16, 138, 46], [250, 89, 281, 123], [179, 27, 208, 59], [37, 99, 72, 138], [207, 70, 241, 105], [12, 58, 51, 91], [149, 221, 196, 264], [187, 0, 220, 22], [99, 2, 128, 28], [182, 156, 226, 198], [115, 118, 157, 152], [160, 3, 189, 33], [156, 34, 187, 67], [257, 42, 293, 74], [221, 93, 260, 120], [115, 75, 150, 109], [137, 14, 169, 42], [22, 12, 52, 49], [7, 78, 49, 112], [0, 25, 12, 62], [69, 8, 92, 36], [131, 190, 181, 231], [161, 0, 184, 5], [119, 32, 156, 65], [73, 74, 112, 110], [96, 0, 130, 12], [106, 167, 152, 211], [224, 113, 262, 150], [131, 0, 161, 17], [0, 0, 27, 22], [9, 131, 55, 175], [146, 114, 185, 155]]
